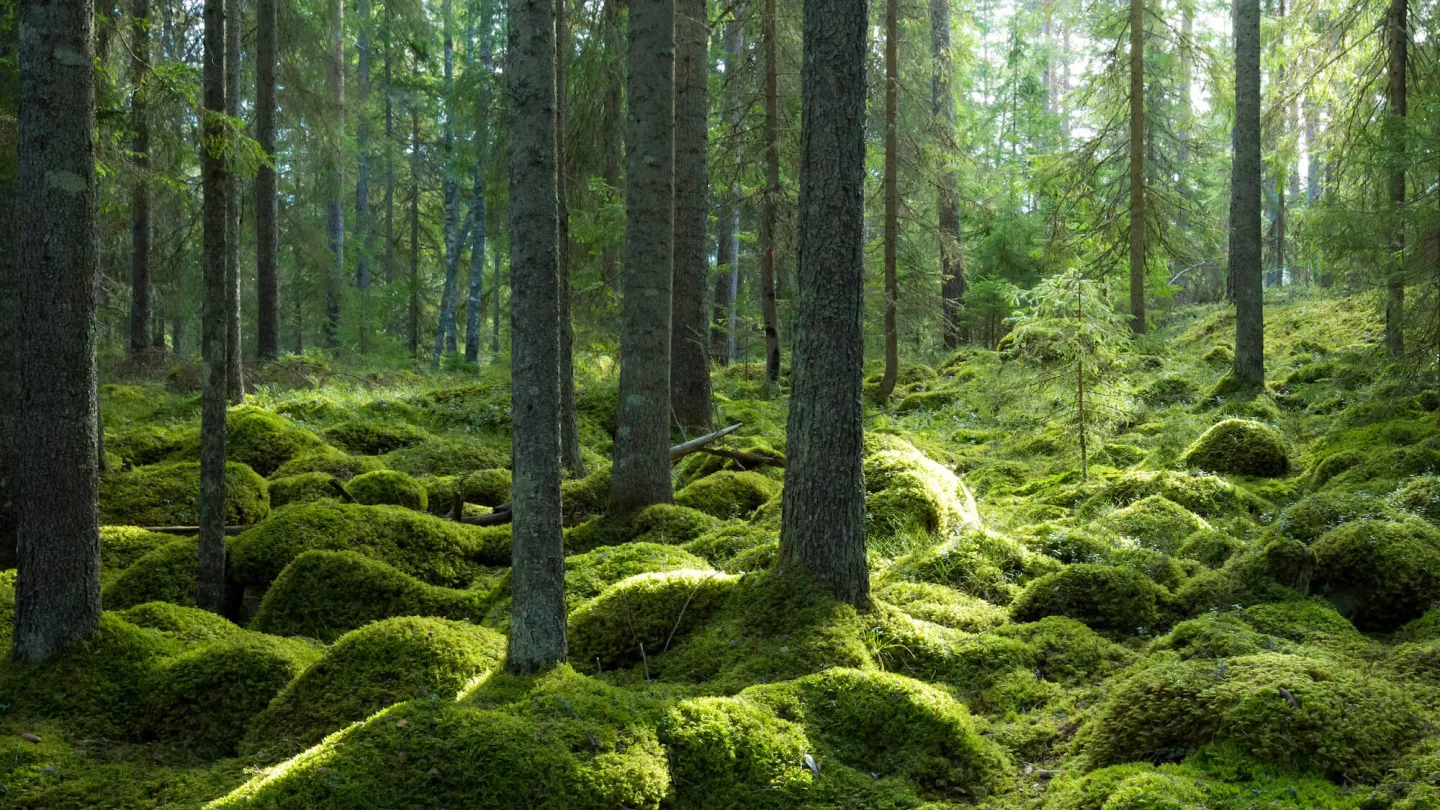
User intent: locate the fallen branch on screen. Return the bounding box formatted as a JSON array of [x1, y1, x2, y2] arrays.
[[141, 525, 250, 536], [457, 504, 512, 527], [698, 446, 785, 469], [668, 423, 742, 462], [328, 479, 359, 504]]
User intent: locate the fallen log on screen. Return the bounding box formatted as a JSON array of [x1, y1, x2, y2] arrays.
[[458, 504, 512, 527], [328, 479, 359, 504], [668, 423, 742, 462], [698, 446, 786, 469]]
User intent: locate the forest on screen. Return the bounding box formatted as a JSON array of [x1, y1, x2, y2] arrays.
[[2, 0, 1440, 802]]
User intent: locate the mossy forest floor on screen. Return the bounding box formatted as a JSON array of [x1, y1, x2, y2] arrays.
[[5, 290, 1440, 809]]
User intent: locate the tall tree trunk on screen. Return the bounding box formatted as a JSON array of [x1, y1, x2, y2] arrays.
[[599, 0, 623, 290], [198, 0, 229, 615], [1128, 0, 1146, 334], [492, 238, 502, 355], [256, 0, 279, 361], [556, 0, 586, 474], [782, 0, 870, 608], [879, 0, 899, 400], [0, 9, 18, 569], [1176, 6, 1191, 234], [1272, 0, 1286, 288], [356, 0, 372, 353], [409, 99, 421, 360], [1232, 0, 1264, 388], [14, 0, 104, 659], [1384, 0, 1406, 357], [324, 0, 345, 347], [129, 0, 152, 358], [759, 0, 781, 392], [383, 7, 396, 292], [610, 0, 675, 514], [506, 0, 566, 674], [932, 0, 963, 348], [225, 0, 243, 398], [710, 15, 741, 365], [466, 10, 492, 363], [671, 0, 713, 432], [434, 0, 460, 365]]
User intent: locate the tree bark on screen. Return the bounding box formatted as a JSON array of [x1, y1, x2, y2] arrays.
[[225, 0, 243, 398], [255, 0, 279, 361], [610, 0, 676, 514], [671, 0, 713, 432], [466, 5, 492, 363], [931, 0, 963, 348], [506, 0, 566, 674], [598, 0, 623, 290], [383, 1, 396, 293], [356, 0, 373, 353], [1383, 0, 1406, 358], [781, 0, 870, 609], [1128, 0, 1146, 334], [710, 15, 741, 365], [879, 0, 899, 401], [492, 233, 502, 355], [198, 0, 229, 615], [129, 0, 152, 358], [556, 0, 586, 475], [759, 0, 781, 392], [1232, 0, 1264, 388], [0, 12, 17, 569], [324, 0, 345, 348], [409, 95, 421, 360], [435, 0, 462, 365]]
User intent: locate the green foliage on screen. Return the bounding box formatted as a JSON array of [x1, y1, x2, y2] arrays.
[[108, 424, 194, 467], [1096, 468, 1268, 519], [674, 470, 780, 519], [564, 542, 712, 606], [864, 433, 981, 542], [1175, 528, 1244, 569], [658, 695, 816, 809], [346, 469, 428, 510], [267, 472, 343, 508], [1097, 495, 1210, 555], [103, 535, 204, 609], [682, 522, 775, 565], [249, 549, 492, 641], [565, 504, 721, 553], [1178, 419, 1291, 478], [886, 528, 1056, 603], [244, 617, 505, 757], [1278, 490, 1395, 543], [174, 405, 326, 477], [269, 445, 388, 481], [1392, 475, 1440, 523], [569, 569, 738, 672], [1310, 519, 1440, 631], [118, 602, 245, 644], [382, 435, 509, 476], [99, 525, 181, 573], [877, 581, 1010, 632], [1041, 763, 1367, 810], [461, 467, 512, 506], [321, 420, 432, 454], [99, 461, 270, 526], [991, 616, 1136, 684], [1009, 564, 1167, 633]]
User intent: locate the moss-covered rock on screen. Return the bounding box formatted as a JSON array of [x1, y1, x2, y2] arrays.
[[103, 536, 204, 609], [565, 542, 712, 607], [1097, 468, 1267, 519], [1277, 489, 1394, 544], [1041, 763, 1367, 810], [1138, 374, 1199, 407], [1010, 564, 1167, 633], [1237, 600, 1376, 659], [230, 501, 509, 594], [99, 525, 180, 574], [144, 633, 320, 759], [565, 504, 721, 553], [569, 569, 738, 671], [877, 581, 1009, 632], [267, 472, 342, 509], [117, 601, 245, 644], [1174, 528, 1243, 568], [346, 469, 428, 510], [99, 461, 269, 526], [886, 529, 1057, 604], [1175, 534, 1315, 613], [269, 446, 387, 482], [167, 405, 324, 476], [321, 420, 432, 455], [1097, 495, 1209, 555], [382, 435, 509, 476], [1310, 518, 1440, 631], [893, 386, 961, 413], [1393, 474, 1440, 523], [864, 434, 981, 540], [249, 549, 492, 641], [108, 424, 193, 467], [1178, 418, 1290, 478], [1151, 612, 1287, 660], [1201, 344, 1234, 366], [992, 616, 1136, 683], [681, 522, 775, 565], [244, 617, 505, 757], [673, 470, 780, 519], [461, 467, 512, 507], [1076, 653, 1423, 781]]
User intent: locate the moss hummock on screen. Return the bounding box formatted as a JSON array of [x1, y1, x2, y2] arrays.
[[269, 446, 388, 481], [99, 461, 269, 526], [244, 617, 505, 757], [1179, 419, 1290, 477], [461, 467, 513, 506], [267, 472, 342, 509], [864, 433, 981, 540], [1310, 518, 1440, 631], [569, 569, 738, 672], [346, 469, 428, 510], [382, 435, 509, 476], [118, 602, 245, 644], [1393, 475, 1440, 523], [1278, 489, 1394, 544], [322, 420, 432, 454], [103, 536, 205, 609], [674, 470, 780, 519], [565, 504, 721, 553], [886, 529, 1059, 604], [99, 525, 180, 573], [877, 580, 1010, 632], [1097, 495, 1210, 555], [1010, 563, 1167, 633]]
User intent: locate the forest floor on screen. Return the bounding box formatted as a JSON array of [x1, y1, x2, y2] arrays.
[[3, 288, 1440, 809]]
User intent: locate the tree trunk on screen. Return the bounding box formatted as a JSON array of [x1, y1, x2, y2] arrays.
[[0, 11, 17, 569], [1383, 0, 1405, 358], [356, 0, 372, 353], [710, 16, 742, 365], [466, 6, 492, 363], [255, 0, 279, 361], [931, 0, 963, 348], [1176, 7, 1191, 235], [434, 0, 460, 366], [598, 0, 623, 290], [759, 0, 781, 392], [225, 0, 243, 398], [492, 237, 502, 355], [781, 0, 870, 609], [506, 0, 566, 674], [14, 0, 104, 660], [879, 0, 899, 400], [671, 0, 713, 433], [556, 0, 586, 475], [198, 0, 229, 615], [1232, 0, 1264, 388], [610, 0, 675, 514], [383, 0, 396, 297], [409, 98, 421, 360], [1128, 0, 1146, 334], [324, 0, 344, 347], [129, 0, 152, 358]]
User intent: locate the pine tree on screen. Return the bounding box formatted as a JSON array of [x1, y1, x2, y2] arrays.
[[1232, 0, 1264, 388], [129, 0, 152, 358], [671, 0, 713, 432], [255, 0, 279, 361]]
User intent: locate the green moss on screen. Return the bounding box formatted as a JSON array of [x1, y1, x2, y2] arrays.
[[346, 469, 428, 510], [1393, 474, 1440, 522], [992, 615, 1136, 683], [321, 420, 432, 454], [565, 504, 721, 554], [1201, 344, 1234, 366], [1138, 374, 1199, 407], [461, 467, 512, 506], [877, 581, 1009, 632], [682, 521, 775, 565], [216, 405, 327, 476], [270, 394, 357, 425], [118, 601, 245, 644], [893, 386, 961, 413], [1236, 600, 1375, 658], [99, 461, 269, 526], [886, 529, 1057, 603], [244, 617, 505, 758], [108, 424, 193, 466], [1310, 518, 1440, 631], [1097, 495, 1210, 555], [719, 538, 779, 572], [674, 470, 780, 519], [1175, 534, 1315, 613], [561, 463, 612, 522], [1096, 468, 1267, 519], [1010, 563, 1166, 634], [267, 472, 343, 508], [1310, 449, 1365, 487], [1398, 606, 1440, 642], [864, 434, 981, 541], [569, 569, 738, 671], [230, 500, 510, 591], [99, 525, 180, 573], [1041, 763, 1366, 810], [565, 542, 712, 606], [1277, 490, 1394, 543], [103, 536, 203, 609], [269, 445, 388, 481], [659, 695, 816, 809], [382, 435, 509, 476], [249, 549, 491, 641], [1175, 528, 1243, 568], [144, 633, 320, 760], [1178, 418, 1290, 478], [1151, 612, 1288, 660], [1076, 653, 1423, 781]]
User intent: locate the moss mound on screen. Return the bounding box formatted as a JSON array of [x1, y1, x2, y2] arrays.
[[1278, 490, 1394, 544], [1098, 495, 1209, 554], [1175, 528, 1243, 568], [99, 461, 269, 526], [461, 467, 513, 506], [167, 405, 325, 476], [877, 580, 1009, 632], [681, 521, 774, 565], [1041, 763, 1366, 810], [109, 424, 193, 467], [565, 542, 712, 606], [346, 469, 428, 510], [992, 616, 1136, 683], [1175, 534, 1315, 613], [382, 435, 509, 476], [1076, 653, 1422, 781], [229, 500, 510, 591], [885, 529, 1056, 603], [659, 694, 817, 809], [1310, 518, 1440, 631], [864, 434, 981, 540], [1237, 599, 1376, 659], [1393, 474, 1440, 522], [244, 617, 505, 757], [674, 470, 780, 519], [270, 445, 388, 481], [569, 569, 738, 671], [249, 549, 491, 641], [144, 633, 320, 760], [117, 601, 244, 644], [565, 504, 721, 553], [267, 471, 342, 508], [1150, 612, 1285, 660], [322, 420, 432, 454], [1098, 468, 1265, 519], [99, 525, 179, 573], [1010, 563, 1166, 633], [103, 535, 204, 609], [561, 463, 613, 521]]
